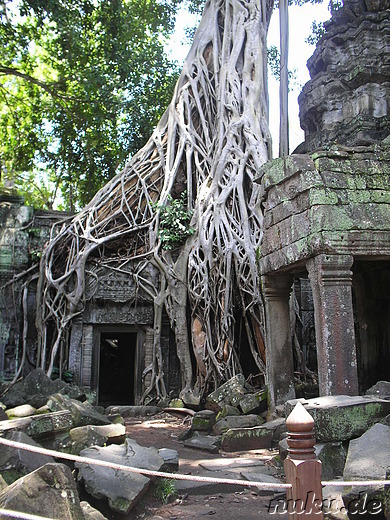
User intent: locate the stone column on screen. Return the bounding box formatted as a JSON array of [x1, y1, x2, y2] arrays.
[[262, 274, 295, 410], [306, 254, 358, 396], [68, 318, 83, 385]]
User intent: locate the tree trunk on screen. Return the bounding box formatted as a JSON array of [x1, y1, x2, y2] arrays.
[[36, 0, 274, 400]]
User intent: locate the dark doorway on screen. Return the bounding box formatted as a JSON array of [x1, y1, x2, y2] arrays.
[[353, 260, 390, 393], [98, 331, 137, 406]]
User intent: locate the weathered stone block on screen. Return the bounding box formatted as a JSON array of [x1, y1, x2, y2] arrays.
[[48, 393, 110, 427], [77, 439, 164, 514], [221, 426, 273, 452], [215, 404, 241, 420], [105, 405, 161, 417], [342, 423, 390, 518], [69, 424, 126, 454], [366, 380, 390, 397], [285, 396, 390, 442], [213, 415, 264, 435], [315, 442, 347, 480], [183, 432, 221, 453], [0, 410, 73, 439], [191, 410, 216, 432], [0, 431, 55, 484], [80, 501, 108, 520], [0, 463, 84, 519], [5, 404, 36, 419], [239, 390, 268, 414], [205, 375, 246, 412], [158, 448, 179, 472]]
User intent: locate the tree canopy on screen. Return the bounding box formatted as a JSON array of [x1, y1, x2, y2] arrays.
[[0, 0, 181, 210]]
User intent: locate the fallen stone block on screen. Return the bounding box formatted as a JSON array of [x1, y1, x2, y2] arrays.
[[0, 463, 84, 519], [241, 471, 284, 496], [316, 442, 347, 480], [262, 417, 286, 444], [279, 438, 347, 481], [0, 431, 55, 484], [69, 426, 108, 455], [285, 395, 390, 442], [5, 404, 36, 419], [216, 404, 241, 420], [322, 486, 349, 520], [48, 393, 110, 427], [70, 423, 126, 450], [158, 448, 179, 472], [221, 425, 273, 452], [105, 405, 161, 417], [191, 409, 216, 432], [0, 410, 73, 440], [0, 475, 7, 493], [76, 438, 164, 514], [80, 501, 108, 520], [239, 390, 268, 415], [342, 423, 390, 518], [199, 457, 267, 472], [183, 432, 221, 453], [205, 375, 246, 412], [1, 368, 85, 409], [344, 423, 390, 481], [365, 380, 390, 398], [213, 414, 264, 435]]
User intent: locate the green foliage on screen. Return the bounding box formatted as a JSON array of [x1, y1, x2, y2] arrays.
[[0, 0, 181, 210], [305, 21, 326, 45], [267, 46, 298, 89], [51, 367, 74, 383], [155, 478, 177, 504], [153, 192, 195, 250]]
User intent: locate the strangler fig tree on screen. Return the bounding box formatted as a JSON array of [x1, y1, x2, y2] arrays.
[[36, 0, 274, 402]]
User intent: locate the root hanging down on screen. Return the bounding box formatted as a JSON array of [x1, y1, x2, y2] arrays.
[[36, 0, 274, 400]]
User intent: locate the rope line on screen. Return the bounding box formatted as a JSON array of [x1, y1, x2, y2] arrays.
[[0, 510, 53, 520], [322, 480, 390, 487], [0, 436, 291, 490], [0, 435, 387, 517]]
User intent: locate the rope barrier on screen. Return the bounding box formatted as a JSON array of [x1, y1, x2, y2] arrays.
[[0, 510, 53, 520], [0, 436, 291, 491], [322, 480, 390, 487]]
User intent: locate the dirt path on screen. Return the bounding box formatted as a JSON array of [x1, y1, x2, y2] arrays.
[[118, 413, 286, 520]]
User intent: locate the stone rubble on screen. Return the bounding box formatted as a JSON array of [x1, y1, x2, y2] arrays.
[[0, 371, 388, 518]]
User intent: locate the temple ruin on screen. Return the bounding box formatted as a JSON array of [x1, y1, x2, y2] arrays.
[[1, 0, 389, 407], [257, 0, 390, 409]]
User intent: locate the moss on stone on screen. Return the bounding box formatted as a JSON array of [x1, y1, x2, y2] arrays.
[[109, 496, 131, 514]]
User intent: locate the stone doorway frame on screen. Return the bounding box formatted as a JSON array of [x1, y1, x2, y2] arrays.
[[91, 325, 145, 405]]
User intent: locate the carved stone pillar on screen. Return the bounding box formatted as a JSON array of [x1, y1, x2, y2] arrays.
[[68, 318, 83, 385], [262, 274, 295, 410], [306, 254, 358, 396]]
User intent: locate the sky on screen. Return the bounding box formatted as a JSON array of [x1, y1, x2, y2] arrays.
[[166, 1, 331, 157]]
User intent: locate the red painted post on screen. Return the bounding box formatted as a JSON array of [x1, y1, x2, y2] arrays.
[[284, 402, 324, 518]]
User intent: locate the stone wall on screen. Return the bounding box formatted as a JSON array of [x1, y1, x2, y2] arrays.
[[0, 194, 181, 403], [0, 195, 59, 382], [258, 140, 390, 273]]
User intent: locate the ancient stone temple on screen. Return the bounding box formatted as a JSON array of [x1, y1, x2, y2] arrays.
[[0, 195, 180, 404], [0, 198, 72, 381], [257, 0, 390, 409]]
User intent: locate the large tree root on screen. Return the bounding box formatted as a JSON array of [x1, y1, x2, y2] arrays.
[[36, 0, 274, 400]]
